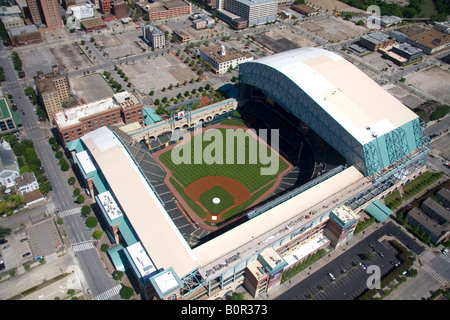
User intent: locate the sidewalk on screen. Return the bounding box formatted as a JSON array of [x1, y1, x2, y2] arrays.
[[257, 219, 388, 300]]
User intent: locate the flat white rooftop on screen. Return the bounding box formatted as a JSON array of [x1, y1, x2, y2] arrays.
[[152, 269, 180, 295], [126, 242, 156, 278], [81, 127, 199, 277], [54, 91, 140, 129], [97, 190, 123, 222], [75, 150, 96, 175], [252, 48, 418, 145]]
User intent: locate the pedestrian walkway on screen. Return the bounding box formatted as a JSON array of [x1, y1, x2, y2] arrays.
[[421, 265, 448, 287], [94, 284, 122, 300], [59, 207, 81, 218], [72, 241, 95, 253]]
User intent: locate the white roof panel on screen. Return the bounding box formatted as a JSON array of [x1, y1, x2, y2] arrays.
[[252, 48, 418, 145]]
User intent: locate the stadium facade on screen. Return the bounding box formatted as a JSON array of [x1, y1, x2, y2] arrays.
[[67, 48, 429, 300]]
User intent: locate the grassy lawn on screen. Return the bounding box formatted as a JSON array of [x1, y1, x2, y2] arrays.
[[219, 119, 247, 127], [384, 171, 445, 209], [160, 128, 289, 192], [198, 186, 235, 214]]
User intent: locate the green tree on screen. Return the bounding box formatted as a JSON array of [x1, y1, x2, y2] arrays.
[[81, 205, 91, 217], [77, 195, 85, 204], [120, 286, 134, 300], [59, 158, 70, 171], [0, 226, 11, 238], [112, 270, 124, 281], [68, 177, 76, 185], [85, 216, 98, 228], [73, 188, 80, 196], [48, 137, 57, 145], [39, 180, 52, 195], [101, 243, 109, 252], [93, 230, 103, 240]]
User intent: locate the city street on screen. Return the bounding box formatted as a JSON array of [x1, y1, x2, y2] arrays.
[[0, 42, 119, 300]]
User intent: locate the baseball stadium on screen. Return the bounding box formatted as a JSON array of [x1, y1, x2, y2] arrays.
[[67, 47, 429, 300]]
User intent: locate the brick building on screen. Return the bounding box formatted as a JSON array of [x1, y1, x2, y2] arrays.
[[54, 91, 144, 145], [7, 24, 42, 46]]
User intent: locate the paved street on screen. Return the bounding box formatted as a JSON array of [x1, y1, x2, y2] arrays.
[[0, 42, 119, 300]]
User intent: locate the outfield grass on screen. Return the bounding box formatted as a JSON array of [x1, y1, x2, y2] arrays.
[[159, 128, 289, 193]]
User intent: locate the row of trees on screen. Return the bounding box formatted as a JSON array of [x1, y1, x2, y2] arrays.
[[3, 134, 52, 196], [24, 86, 48, 122], [11, 52, 25, 78]]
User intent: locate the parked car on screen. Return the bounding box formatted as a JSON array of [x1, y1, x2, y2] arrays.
[[340, 265, 347, 274], [20, 238, 28, 243], [359, 262, 367, 270], [442, 248, 448, 255], [377, 250, 384, 258], [0, 239, 7, 245], [22, 252, 31, 258], [328, 272, 336, 281], [3, 245, 11, 250]]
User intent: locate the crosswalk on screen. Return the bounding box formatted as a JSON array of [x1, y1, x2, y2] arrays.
[[72, 241, 95, 252], [59, 207, 82, 218], [94, 284, 122, 300], [422, 265, 448, 287], [439, 253, 450, 263]]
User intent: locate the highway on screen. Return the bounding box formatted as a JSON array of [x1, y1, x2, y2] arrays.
[[0, 42, 119, 300]]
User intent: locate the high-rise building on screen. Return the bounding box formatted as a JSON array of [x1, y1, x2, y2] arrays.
[[39, 0, 62, 30], [216, 0, 277, 27], [143, 24, 165, 49], [26, 0, 42, 24], [99, 0, 112, 14], [26, 0, 62, 30], [35, 66, 70, 123], [111, 0, 128, 19]]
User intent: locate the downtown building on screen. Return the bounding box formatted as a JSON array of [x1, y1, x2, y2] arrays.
[[143, 24, 166, 49], [35, 66, 70, 123], [26, 0, 63, 30], [199, 44, 253, 74], [216, 0, 277, 28], [54, 91, 144, 145]]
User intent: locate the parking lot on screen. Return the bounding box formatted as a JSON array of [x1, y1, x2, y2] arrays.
[[0, 214, 62, 275], [1, 228, 34, 272], [277, 221, 426, 300]]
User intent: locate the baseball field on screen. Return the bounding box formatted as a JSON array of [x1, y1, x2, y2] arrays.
[[155, 123, 292, 229]]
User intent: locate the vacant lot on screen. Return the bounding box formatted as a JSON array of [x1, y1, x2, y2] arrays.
[[69, 73, 115, 103], [256, 28, 317, 52], [120, 53, 198, 93], [301, 17, 368, 42], [21, 43, 93, 78], [405, 66, 450, 104], [307, 0, 365, 12]]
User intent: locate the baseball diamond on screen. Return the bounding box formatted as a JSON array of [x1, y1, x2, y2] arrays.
[[154, 123, 292, 229]]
